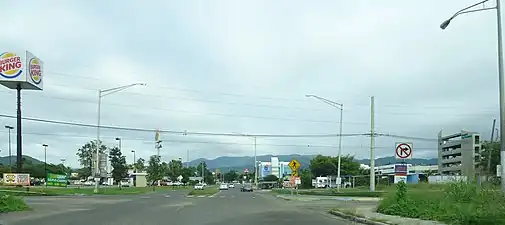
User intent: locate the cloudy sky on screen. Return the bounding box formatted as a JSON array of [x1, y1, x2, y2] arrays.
[[0, 0, 500, 168]]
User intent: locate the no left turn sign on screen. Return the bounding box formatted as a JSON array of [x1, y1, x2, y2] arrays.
[[395, 142, 413, 159]]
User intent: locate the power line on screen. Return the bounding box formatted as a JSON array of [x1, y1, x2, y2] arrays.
[[0, 129, 438, 150], [30, 71, 501, 111], [0, 113, 365, 138]]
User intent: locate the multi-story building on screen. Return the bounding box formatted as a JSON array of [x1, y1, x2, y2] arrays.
[[258, 157, 291, 178], [438, 130, 481, 177]]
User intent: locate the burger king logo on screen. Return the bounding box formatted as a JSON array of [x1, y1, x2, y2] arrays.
[[0, 52, 23, 79], [29, 58, 42, 84]]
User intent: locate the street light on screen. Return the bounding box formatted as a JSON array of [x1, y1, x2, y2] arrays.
[[4, 125, 13, 170], [42, 144, 48, 187], [305, 94, 344, 192], [440, 0, 505, 191], [94, 83, 146, 193], [131, 150, 136, 172]]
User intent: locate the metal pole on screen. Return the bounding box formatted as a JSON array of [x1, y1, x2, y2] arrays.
[[370, 96, 376, 192], [497, 0, 505, 192], [337, 106, 343, 192], [489, 119, 497, 175], [202, 162, 205, 184], [187, 149, 190, 168], [44, 145, 47, 187], [94, 91, 102, 193], [254, 137, 257, 187], [16, 84, 22, 172], [7, 127, 12, 170]]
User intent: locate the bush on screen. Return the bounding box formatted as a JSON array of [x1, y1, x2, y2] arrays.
[[377, 181, 505, 224], [0, 194, 30, 213]]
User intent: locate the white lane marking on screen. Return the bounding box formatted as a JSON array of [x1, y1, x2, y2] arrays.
[[165, 195, 170, 198], [209, 191, 221, 198], [220, 195, 225, 198]]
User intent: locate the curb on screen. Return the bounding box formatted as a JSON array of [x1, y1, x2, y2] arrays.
[[328, 210, 389, 225]]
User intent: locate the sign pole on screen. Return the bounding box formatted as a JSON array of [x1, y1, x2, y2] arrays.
[[16, 83, 22, 173]]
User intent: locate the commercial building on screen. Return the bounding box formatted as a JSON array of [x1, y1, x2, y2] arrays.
[[258, 157, 291, 178], [438, 131, 481, 177]]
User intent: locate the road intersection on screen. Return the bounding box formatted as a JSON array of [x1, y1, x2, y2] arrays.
[[2, 188, 356, 225]]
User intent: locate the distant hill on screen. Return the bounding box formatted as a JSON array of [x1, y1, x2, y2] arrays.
[[189, 155, 438, 172], [0, 155, 44, 166]]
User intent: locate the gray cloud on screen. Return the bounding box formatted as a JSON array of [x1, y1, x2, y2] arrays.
[[0, 0, 500, 168]]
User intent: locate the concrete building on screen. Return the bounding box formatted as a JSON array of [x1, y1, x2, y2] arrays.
[[438, 131, 481, 177], [258, 157, 291, 178]]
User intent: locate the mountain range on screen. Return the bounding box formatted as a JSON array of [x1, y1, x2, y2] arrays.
[[0, 154, 438, 172], [188, 154, 438, 172]]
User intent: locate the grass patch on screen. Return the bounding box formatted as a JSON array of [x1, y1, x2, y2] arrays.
[[0, 193, 30, 213], [188, 188, 219, 196], [377, 181, 505, 225]]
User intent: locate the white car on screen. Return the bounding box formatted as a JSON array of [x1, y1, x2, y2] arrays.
[[228, 183, 235, 188], [194, 184, 205, 190], [219, 183, 229, 190]]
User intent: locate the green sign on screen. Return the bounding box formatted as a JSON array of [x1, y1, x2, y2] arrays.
[[46, 173, 68, 187], [462, 134, 473, 139]]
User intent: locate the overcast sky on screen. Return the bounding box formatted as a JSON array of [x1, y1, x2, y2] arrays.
[[0, 0, 500, 168]]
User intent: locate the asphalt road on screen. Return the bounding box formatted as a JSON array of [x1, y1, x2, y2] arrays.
[[2, 187, 353, 225]]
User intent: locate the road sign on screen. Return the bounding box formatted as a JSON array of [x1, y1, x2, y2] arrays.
[[288, 159, 301, 171], [244, 168, 249, 173], [395, 142, 413, 159], [291, 170, 299, 177], [294, 177, 301, 185]]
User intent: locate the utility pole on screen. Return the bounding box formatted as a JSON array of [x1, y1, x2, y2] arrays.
[[43, 144, 48, 187], [4, 125, 13, 170], [370, 96, 375, 192], [254, 137, 257, 188], [489, 119, 497, 175], [187, 149, 190, 168]]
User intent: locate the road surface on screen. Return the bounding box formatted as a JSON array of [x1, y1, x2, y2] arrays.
[[2, 187, 353, 225]]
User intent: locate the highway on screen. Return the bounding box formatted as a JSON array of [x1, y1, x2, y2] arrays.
[[2, 187, 352, 225]]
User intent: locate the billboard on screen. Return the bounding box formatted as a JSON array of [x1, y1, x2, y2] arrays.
[[0, 50, 43, 90], [46, 173, 68, 187], [262, 164, 271, 177], [3, 173, 30, 186], [395, 165, 408, 176]]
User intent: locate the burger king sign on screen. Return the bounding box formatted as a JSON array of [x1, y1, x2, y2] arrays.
[[0, 50, 43, 90]]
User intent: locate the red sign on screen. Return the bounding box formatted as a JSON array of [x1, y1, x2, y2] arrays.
[[244, 168, 249, 173]]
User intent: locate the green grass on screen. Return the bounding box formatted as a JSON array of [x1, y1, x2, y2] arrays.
[[0, 186, 181, 196], [188, 188, 219, 196], [377, 181, 505, 225], [0, 193, 30, 213]]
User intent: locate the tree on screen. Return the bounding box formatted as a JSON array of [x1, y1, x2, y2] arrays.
[[76, 140, 106, 177], [196, 162, 215, 184], [300, 168, 313, 188], [480, 141, 500, 175], [134, 158, 146, 172], [263, 174, 278, 182], [224, 170, 239, 182], [309, 154, 361, 177], [109, 147, 128, 188], [167, 160, 183, 181], [146, 155, 162, 186]]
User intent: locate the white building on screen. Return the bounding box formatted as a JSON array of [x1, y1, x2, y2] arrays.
[[258, 157, 291, 178]]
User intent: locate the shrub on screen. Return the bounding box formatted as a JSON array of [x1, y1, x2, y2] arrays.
[[377, 181, 505, 225], [0, 194, 29, 213]]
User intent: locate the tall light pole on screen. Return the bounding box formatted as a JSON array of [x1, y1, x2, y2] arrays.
[[94, 83, 146, 193], [131, 150, 136, 172], [4, 125, 13, 170], [42, 144, 48, 186], [440, 0, 505, 191], [115, 137, 122, 151], [306, 94, 344, 192]]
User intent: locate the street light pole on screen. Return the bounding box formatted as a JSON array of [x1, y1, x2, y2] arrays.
[[440, 0, 505, 191], [94, 83, 146, 193], [254, 137, 258, 187], [4, 125, 13, 170], [305, 94, 344, 192], [131, 150, 136, 172], [42, 144, 48, 187]]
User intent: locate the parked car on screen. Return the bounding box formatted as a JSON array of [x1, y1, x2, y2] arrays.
[[241, 183, 253, 192], [194, 183, 205, 190], [219, 183, 229, 190]]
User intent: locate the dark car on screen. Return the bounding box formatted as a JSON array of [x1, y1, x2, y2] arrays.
[[241, 183, 253, 192]]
